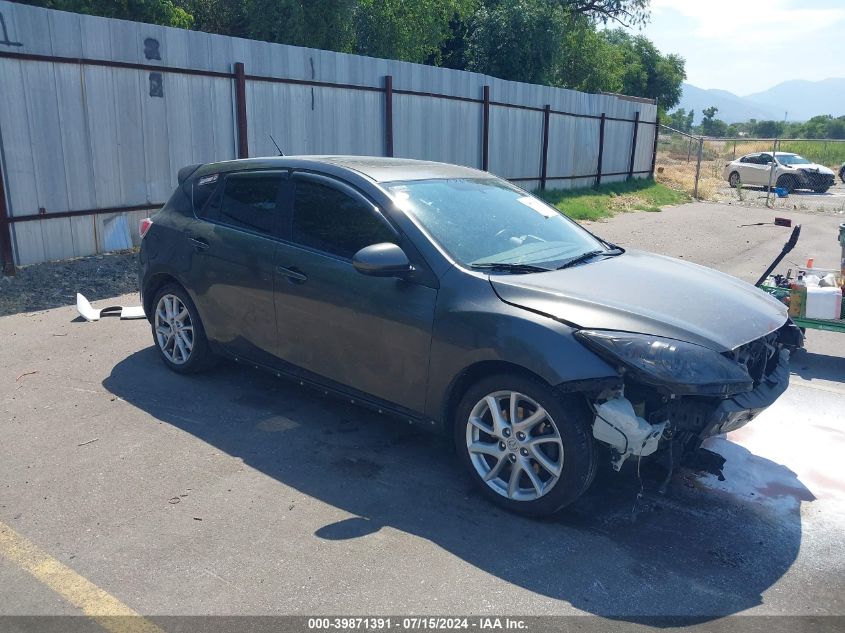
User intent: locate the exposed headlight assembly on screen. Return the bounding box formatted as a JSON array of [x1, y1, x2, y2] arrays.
[[575, 330, 753, 396]]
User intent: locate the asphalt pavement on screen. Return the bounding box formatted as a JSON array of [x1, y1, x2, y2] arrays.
[[0, 202, 843, 626]]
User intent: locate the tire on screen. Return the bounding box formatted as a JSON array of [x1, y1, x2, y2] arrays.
[[728, 171, 740, 188], [454, 373, 597, 517], [776, 175, 798, 193], [150, 283, 216, 374], [839, 166, 845, 184], [813, 186, 830, 194]]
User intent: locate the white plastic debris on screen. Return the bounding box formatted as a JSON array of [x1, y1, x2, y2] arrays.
[[76, 293, 145, 322], [593, 397, 667, 470]]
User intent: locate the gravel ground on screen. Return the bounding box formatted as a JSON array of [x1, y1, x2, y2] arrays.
[[0, 249, 138, 317], [713, 179, 845, 214]]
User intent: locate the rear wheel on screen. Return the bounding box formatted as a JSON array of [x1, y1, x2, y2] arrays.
[[151, 283, 216, 374], [454, 373, 597, 517], [728, 171, 740, 188], [813, 185, 830, 194]]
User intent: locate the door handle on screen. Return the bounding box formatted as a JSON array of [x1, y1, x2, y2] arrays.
[[188, 236, 210, 250], [276, 265, 308, 283]]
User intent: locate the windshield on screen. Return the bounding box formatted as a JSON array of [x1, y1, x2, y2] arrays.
[[778, 154, 812, 165], [385, 178, 606, 269]]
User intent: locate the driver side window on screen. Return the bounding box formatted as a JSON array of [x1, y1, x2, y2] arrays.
[[291, 180, 397, 259]]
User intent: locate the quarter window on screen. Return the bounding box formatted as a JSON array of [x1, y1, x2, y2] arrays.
[[291, 180, 396, 258], [208, 172, 283, 235]]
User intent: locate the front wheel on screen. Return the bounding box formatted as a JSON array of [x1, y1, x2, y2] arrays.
[[776, 175, 798, 193], [454, 374, 597, 517], [150, 283, 216, 374]]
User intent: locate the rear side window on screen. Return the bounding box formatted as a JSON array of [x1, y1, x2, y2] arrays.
[[291, 180, 396, 258], [205, 172, 283, 235], [192, 173, 221, 217]]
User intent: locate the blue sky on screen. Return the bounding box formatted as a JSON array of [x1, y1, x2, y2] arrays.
[[630, 0, 845, 94]]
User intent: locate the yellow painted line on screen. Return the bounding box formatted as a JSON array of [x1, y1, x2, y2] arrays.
[[0, 521, 165, 633]]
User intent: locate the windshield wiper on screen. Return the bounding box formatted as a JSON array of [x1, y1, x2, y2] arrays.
[[470, 262, 550, 274], [557, 247, 623, 270]]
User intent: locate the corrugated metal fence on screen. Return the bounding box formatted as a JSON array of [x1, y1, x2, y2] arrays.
[[0, 0, 657, 270]]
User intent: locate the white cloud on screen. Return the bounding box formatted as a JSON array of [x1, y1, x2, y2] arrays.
[[650, 0, 845, 48]]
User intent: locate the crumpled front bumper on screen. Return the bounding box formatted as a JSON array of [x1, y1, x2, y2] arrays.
[[701, 349, 790, 436]]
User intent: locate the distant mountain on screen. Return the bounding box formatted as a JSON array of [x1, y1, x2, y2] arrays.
[[745, 79, 845, 122], [674, 84, 780, 124], [673, 79, 845, 124]]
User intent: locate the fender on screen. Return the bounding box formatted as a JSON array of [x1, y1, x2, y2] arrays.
[[424, 269, 619, 426]]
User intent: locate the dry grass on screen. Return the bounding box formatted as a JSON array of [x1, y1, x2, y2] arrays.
[[655, 157, 721, 200]]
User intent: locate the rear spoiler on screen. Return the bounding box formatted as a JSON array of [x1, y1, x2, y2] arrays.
[[177, 163, 203, 185]]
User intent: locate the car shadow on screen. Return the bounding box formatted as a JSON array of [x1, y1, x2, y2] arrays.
[[791, 350, 845, 384], [103, 348, 811, 622]]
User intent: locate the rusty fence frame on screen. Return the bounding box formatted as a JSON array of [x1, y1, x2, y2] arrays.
[[0, 50, 658, 273]]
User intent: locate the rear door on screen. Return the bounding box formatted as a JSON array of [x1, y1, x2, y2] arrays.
[[737, 154, 760, 184], [744, 153, 774, 185], [272, 172, 438, 413], [183, 170, 287, 360]]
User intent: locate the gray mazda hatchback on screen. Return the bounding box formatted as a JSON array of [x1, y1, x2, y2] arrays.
[[139, 156, 801, 516]]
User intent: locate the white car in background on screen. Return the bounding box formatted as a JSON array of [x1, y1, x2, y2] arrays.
[[723, 152, 835, 193]]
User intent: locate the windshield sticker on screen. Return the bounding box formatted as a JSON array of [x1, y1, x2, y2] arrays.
[[198, 174, 219, 186], [517, 196, 557, 218], [392, 189, 412, 211]]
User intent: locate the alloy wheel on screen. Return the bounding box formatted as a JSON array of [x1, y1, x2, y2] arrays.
[[154, 294, 194, 365], [465, 391, 564, 501]]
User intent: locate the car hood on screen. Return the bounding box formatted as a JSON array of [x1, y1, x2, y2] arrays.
[[784, 163, 834, 175], [489, 250, 788, 352]]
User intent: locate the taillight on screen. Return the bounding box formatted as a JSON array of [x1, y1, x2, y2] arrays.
[[139, 217, 153, 239]]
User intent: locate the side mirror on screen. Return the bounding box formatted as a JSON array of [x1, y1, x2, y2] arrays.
[[352, 242, 412, 278]]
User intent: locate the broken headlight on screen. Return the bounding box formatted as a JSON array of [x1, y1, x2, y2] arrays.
[[575, 330, 753, 396]]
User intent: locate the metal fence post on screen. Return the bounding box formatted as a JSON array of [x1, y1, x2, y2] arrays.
[[482, 85, 490, 171], [384, 75, 394, 157], [627, 111, 640, 180], [693, 136, 703, 198], [540, 104, 550, 190], [0, 156, 14, 275], [595, 113, 606, 189], [650, 114, 660, 176], [687, 139, 692, 163], [765, 139, 780, 208], [234, 62, 249, 159]]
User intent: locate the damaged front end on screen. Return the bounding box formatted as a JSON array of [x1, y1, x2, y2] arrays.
[[573, 320, 801, 471]]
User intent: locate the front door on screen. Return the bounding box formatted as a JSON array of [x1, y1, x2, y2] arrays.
[[272, 173, 437, 413]]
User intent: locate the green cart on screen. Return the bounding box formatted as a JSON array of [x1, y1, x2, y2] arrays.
[[755, 222, 845, 334], [759, 285, 845, 333]]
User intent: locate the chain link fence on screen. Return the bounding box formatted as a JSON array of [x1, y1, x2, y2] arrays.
[[654, 125, 845, 206]]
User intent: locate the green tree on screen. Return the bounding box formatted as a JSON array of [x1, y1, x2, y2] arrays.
[[828, 117, 845, 139], [667, 107, 694, 133], [555, 0, 650, 25], [464, 0, 625, 92], [17, 0, 193, 27], [752, 120, 785, 138], [465, 0, 567, 85], [601, 29, 685, 108], [699, 106, 727, 137], [354, 0, 478, 63], [242, 0, 357, 52]]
